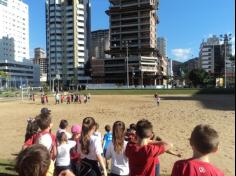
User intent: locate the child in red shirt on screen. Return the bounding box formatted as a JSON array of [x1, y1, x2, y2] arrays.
[[125, 119, 173, 176], [171, 124, 224, 176]]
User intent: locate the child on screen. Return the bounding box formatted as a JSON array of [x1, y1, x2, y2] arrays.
[[16, 144, 54, 176], [67, 95, 71, 104], [77, 117, 107, 176], [125, 123, 137, 143], [105, 121, 129, 176], [156, 94, 160, 106], [125, 119, 173, 176], [103, 125, 113, 169], [84, 94, 88, 104], [171, 124, 224, 176], [45, 94, 49, 104], [55, 132, 76, 176], [23, 113, 57, 160], [57, 120, 72, 140], [70, 125, 82, 175], [55, 93, 60, 104], [61, 95, 64, 104]]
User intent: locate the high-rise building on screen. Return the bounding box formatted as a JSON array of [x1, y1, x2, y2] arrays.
[[106, 0, 161, 85], [0, 0, 29, 62], [157, 37, 167, 58], [32, 48, 48, 82], [46, 0, 91, 88], [91, 29, 110, 59], [199, 35, 232, 78], [0, 0, 40, 88]]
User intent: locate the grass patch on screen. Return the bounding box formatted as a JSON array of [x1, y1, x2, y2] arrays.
[[74, 88, 234, 95], [0, 159, 17, 176]]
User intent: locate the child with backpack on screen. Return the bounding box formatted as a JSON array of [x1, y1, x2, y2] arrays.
[[77, 117, 107, 176], [171, 124, 224, 176], [105, 121, 129, 176], [55, 132, 76, 176], [23, 113, 57, 160]]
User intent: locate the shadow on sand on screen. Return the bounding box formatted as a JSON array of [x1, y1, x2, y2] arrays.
[[161, 94, 235, 111]]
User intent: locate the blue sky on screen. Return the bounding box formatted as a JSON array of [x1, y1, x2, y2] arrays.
[[25, 0, 235, 62]]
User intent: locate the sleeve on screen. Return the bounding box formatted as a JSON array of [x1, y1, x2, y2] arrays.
[[124, 143, 131, 158], [68, 140, 76, 149], [105, 143, 112, 159], [152, 143, 166, 157], [94, 137, 103, 155]]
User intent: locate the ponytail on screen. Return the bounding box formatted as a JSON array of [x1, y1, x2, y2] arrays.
[[113, 121, 125, 154], [80, 117, 96, 155]]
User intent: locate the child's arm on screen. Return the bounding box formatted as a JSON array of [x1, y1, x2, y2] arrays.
[[149, 140, 173, 151], [166, 150, 182, 158]]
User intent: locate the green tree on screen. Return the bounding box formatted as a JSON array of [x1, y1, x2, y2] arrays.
[[188, 69, 209, 87], [0, 71, 7, 78]]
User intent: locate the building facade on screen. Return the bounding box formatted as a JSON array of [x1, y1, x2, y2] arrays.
[[0, 0, 40, 88], [91, 29, 110, 59], [46, 0, 91, 88], [106, 0, 161, 85], [157, 37, 167, 58], [32, 48, 48, 82], [199, 35, 232, 78]]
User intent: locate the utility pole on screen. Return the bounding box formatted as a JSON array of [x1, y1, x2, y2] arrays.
[[122, 40, 131, 88]]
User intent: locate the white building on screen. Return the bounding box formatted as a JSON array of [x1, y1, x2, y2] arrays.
[[46, 0, 91, 88], [0, 0, 40, 88], [157, 37, 167, 58], [0, 0, 29, 62]]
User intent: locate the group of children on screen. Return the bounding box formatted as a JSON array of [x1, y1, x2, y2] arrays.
[[17, 107, 224, 176], [55, 93, 91, 105]]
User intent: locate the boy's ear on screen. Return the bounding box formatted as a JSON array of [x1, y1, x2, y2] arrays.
[[50, 123, 53, 128], [212, 145, 219, 153]]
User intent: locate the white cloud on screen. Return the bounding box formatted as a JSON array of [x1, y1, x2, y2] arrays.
[[171, 48, 192, 62]]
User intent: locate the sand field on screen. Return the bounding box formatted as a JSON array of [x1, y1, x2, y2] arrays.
[[0, 95, 234, 175]]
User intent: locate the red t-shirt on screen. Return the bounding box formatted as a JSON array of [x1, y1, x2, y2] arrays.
[[171, 158, 224, 176], [125, 142, 166, 176]]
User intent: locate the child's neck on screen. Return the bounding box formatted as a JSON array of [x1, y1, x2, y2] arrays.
[[138, 138, 149, 146], [193, 151, 210, 163], [42, 128, 51, 133]]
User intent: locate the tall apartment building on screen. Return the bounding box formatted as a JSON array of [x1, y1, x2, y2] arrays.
[[157, 37, 167, 58], [106, 0, 161, 85], [32, 48, 48, 82], [91, 29, 110, 59], [46, 0, 91, 88], [0, 0, 29, 62], [0, 0, 40, 88], [199, 35, 232, 78]]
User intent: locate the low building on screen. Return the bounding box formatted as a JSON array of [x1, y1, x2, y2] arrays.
[[0, 59, 40, 88]]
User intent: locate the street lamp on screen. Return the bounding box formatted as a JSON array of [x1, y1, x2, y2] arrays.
[[122, 40, 131, 88], [220, 34, 232, 88]]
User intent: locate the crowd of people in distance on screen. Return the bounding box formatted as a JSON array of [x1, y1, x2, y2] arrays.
[[29, 92, 91, 105], [16, 107, 224, 176], [55, 93, 91, 105]]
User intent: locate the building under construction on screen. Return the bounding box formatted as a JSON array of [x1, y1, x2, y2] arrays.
[[105, 0, 163, 86]]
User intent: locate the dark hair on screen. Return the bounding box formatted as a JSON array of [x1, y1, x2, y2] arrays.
[[136, 119, 153, 139], [129, 123, 136, 131], [105, 125, 111, 132], [113, 121, 125, 154], [58, 132, 68, 144], [15, 144, 50, 176], [190, 124, 219, 155], [37, 114, 52, 130], [25, 117, 40, 142], [80, 117, 96, 155], [59, 120, 69, 129]]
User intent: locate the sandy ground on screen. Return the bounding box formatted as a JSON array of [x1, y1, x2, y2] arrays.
[[0, 95, 235, 175]]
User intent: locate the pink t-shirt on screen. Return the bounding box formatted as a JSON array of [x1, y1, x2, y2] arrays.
[[171, 158, 224, 176]]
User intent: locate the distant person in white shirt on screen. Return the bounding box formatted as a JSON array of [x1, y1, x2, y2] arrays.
[[55, 132, 76, 175], [57, 120, 72, 140], [93, 122, 102, 142], [77, 117, 107, 176], [105, 121, 129, 176]]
